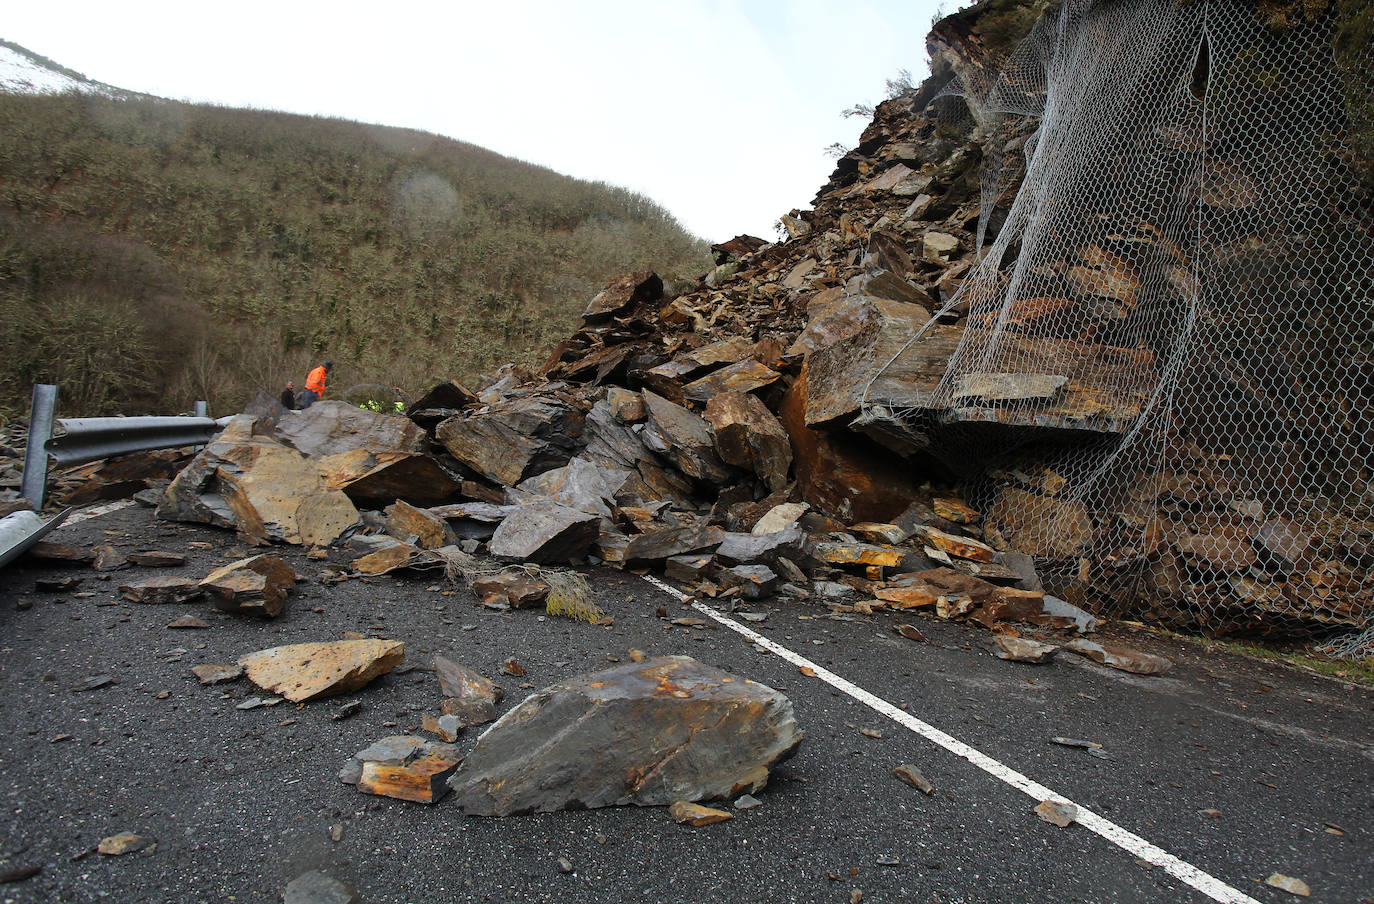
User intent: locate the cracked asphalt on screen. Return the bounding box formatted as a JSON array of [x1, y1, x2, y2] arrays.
[[0, 502, 1369, 904]]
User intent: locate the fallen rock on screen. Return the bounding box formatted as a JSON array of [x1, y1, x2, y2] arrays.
[[893, 763, 934, 794], [339, 735, 462, 796], [994, 635, 1058, 663], [350, 540, 434, 576], [470, 571, 550, 609], [625, 524, 725, 564], [487, 500, 600, 563], [166, 614, 210, 629], [703, 393, 792, 493], [191, 663, 243, 685], [358, 743, 462, 804], [582, 271, 662, 320], [717, 564, 779, 599], [97, 833, 154, 856], [421, 712, 465, 742], [282, 870, 358, 904], [669, 801, 734, 826], [1064, 639, 1171, 675], [118, 576, 203, 605], [126, 551, 186, 567], [317, 449, 463, 508], [434, 655, 504, 727], [274, 400, 427, 458], [199, 555, 296, 617], [449, 656, 803, 814], [640, 391, 733, 484], [93, 545, 127, 571], [158, 417, 361, 546], [384, 500, 456, 549], [1264, 874, 1311, 897], [239, 639, 405, 702], [1034, 799, 1077, 827], [435, 396, 583, 487]]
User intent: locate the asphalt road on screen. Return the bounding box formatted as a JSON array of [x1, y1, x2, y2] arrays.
[[0, 502, 1369, 904]]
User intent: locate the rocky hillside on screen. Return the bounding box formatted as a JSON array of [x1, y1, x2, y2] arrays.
[[19, 0, 1373, 647], [0, 54, 710, 419]]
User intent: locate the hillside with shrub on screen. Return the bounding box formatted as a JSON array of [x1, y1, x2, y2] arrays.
[[0, 87, 711, 418]]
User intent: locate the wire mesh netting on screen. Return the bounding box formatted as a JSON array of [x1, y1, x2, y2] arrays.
[[865, 0, 1374, 643]]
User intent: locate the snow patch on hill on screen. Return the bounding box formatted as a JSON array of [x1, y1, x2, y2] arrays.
[[0, 43, 118, 96]]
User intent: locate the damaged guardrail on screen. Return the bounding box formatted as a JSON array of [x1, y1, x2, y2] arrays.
[[20, 384, 223, 509]]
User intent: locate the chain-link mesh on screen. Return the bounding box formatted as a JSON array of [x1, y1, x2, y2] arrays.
[[865, 0, 1374, 643]]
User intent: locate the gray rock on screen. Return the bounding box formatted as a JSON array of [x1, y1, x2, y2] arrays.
[[282, 870, 358, 904], [488, 500, 599, 563], [338, 735, 461, 785], [449, 656, 803, 815], [715, 525, 809, 568]]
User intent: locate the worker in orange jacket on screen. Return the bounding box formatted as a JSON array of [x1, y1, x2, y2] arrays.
[[299, 360, 332, 409]]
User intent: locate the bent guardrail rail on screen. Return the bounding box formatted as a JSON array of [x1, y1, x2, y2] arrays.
[[20, 384, 221, 508]]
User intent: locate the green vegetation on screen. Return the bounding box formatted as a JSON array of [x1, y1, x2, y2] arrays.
[[0, 90, 710, 418]]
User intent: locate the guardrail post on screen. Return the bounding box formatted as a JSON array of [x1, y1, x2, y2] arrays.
[[21, 384, 58, 509], [194, 400, 208, 418]]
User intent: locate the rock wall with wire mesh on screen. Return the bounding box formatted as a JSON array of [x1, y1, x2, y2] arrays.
[[864, 0, 1374, 636]]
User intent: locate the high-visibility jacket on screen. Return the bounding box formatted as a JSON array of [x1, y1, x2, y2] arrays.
[[305, 365, 328, 395]]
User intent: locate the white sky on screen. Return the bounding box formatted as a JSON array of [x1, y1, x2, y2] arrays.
[[3, 1, 946, 242]]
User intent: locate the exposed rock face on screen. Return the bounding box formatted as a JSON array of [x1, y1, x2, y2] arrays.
[[448, 656, 803, 815]]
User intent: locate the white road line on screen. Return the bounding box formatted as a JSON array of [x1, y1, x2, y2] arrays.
[[641, 574, 1263, 904], [58, 499, 137, 527]]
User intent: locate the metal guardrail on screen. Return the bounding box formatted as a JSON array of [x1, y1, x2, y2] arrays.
[[20, 384, 223, 508]]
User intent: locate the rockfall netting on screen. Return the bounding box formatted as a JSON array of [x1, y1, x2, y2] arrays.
[[866, 0, 1374, 640]]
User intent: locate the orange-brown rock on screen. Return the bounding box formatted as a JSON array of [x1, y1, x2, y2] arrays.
[[912, 525, 997, 562], [119, 576, 202, 605], [814, 541, 904, 568], [682, 360, 781, 404], [932, 497, 980, 524], [875, 585, 941, 609], [384, 500, 456, 550], [669, 801, 734, 826], [803, 296, 936, 428], [199, 554, 296, 617], [358, 753, 460, 804], [341, 735, 462, 804], [352, 542, 429, 576], [471, 571, 550, 609], [985, 487, 1093, 558], [778, 363, 923, 523], [317, 449, 462, 508], [239, 639, 405, 702]]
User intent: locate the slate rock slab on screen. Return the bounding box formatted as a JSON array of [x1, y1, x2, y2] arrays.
[[199, 554, 296, 617], [239, 639, 404, 702], [1064, 639, 1171, 675], [449, 655, 802, 815], [434, 655, 504, 727], [487, 499, 599, 563]]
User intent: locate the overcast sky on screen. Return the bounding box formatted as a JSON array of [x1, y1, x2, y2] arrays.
[[4, 1, 946, 242]]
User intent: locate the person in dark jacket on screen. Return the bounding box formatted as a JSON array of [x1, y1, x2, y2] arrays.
[[280, 382, 296, 410]]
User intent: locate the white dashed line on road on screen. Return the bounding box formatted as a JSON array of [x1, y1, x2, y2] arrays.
[[641, 574, 1263, 904]]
